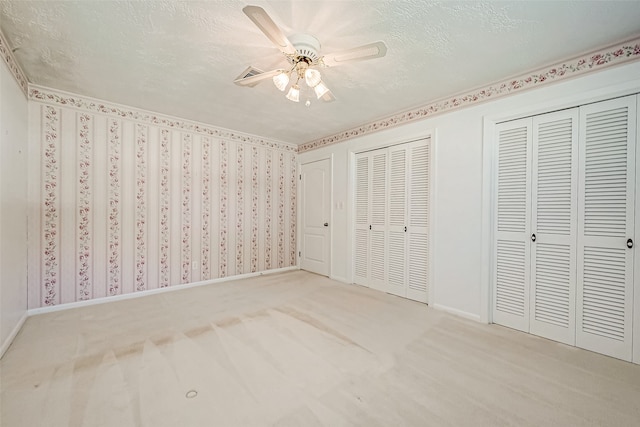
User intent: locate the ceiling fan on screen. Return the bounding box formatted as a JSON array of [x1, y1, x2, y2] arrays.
[[234, 5, 387, 106]]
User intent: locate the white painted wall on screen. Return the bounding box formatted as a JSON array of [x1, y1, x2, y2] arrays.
[[0, 57, 28, 355], [299, 60, 640, 321]]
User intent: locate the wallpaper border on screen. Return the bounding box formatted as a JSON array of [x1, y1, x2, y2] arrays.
[[299, 37, 640, 153], [0, 28, 28, 96], [28, 85, 298, 153]]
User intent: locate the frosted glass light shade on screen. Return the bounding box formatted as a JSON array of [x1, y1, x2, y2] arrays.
[[286, 84, 300, 102], [273, 72, 289, 91], [304, 68, 322, 88], [314, 81, 329, 99]]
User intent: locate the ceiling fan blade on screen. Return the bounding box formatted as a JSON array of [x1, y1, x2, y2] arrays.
[[243, 5, 297, 56], [234, 68, 283, 87], [321, 41, 387, 67]]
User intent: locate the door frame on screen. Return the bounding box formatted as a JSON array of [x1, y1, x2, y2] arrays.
[[481, 80, 640, 364], [297, 156, 333, 277]]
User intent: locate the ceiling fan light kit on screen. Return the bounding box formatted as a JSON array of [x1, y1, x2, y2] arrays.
[[273, 72, 289, 91], [286, 84, 301, 103], [234, 5, 388, 106], [314, 81, 330, 99], [304, 68, 322, 88]]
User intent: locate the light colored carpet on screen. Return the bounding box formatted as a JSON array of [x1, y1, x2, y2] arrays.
[[2, 270, 640, 426]]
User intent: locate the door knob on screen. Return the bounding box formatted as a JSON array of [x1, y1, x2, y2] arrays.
[[627, 238, 633, 248], [324, 222, 329, 227], [531, 233, 536, 242]]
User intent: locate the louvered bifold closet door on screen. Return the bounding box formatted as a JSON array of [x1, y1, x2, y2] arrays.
[[370, 151, 388, 291], [529, 110, 578, 345], [354, 154, 370, 285], [406, 139, 430, 303], [387, 145, 408, 297], [577, 96, 636, 361], [493, 119, 532, 332]]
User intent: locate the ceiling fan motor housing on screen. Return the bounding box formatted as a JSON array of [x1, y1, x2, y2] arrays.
[[288, 33, 321, 62]]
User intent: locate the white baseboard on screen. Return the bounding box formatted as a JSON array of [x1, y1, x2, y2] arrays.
[[0, 311, 28, 359], [329, 275, 350, 284], [28, 266, 298, 317], [432, 303, 483, 323]]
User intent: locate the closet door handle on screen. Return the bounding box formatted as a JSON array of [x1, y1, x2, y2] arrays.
[[627, 238, 633, 249], [531, 233, 536, 242], [324, 223, 329, 227], [404, 226, 407, 232]]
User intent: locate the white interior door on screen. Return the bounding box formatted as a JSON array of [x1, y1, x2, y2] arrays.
[[370, 151, 388, 291], [636, 95, 640, 365], [577, 96, 636, 361], [529, 109, 578, 345], [387, 145, 408, 297], [493, 118, 532, 332], [492, 95, 639, 363], [300, 158, 331, 276], [406, 141, 430, 303], [354, 154, 370, 285], [387, 145, 407, 297], [354, 138, 431, 302]]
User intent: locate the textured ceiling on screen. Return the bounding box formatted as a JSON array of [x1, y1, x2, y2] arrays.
[[2, 1, 640, 145]]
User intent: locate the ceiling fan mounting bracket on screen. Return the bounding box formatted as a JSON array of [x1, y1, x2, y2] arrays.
[[287, 33, 322, 63]]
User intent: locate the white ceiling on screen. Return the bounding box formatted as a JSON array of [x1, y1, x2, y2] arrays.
[[2, 1, 640, 145]]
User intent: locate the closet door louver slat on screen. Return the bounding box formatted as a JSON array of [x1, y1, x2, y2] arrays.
[[530, 111, 578, 345], [406, 142, 430, 302], [493, 119, 532, 332], [389, 149, 406, 227], [493, 95, 638, 362], [532, 243, 573, 329], [387, 232, 405, 293], [354, 155, 370, 285], [353, 138, 430, 303], [387, 146, 407, 296], [409, 144, 430, 229], [355, 156, 369, 226], [371, 153, 387, 227], [497, 126, 529, 234], [577, 96, 636, 361], [354, 229, 368, 281], [370, 152, 387, 290]]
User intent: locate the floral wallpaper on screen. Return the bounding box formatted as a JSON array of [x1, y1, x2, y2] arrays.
[[28, 92, 297, 308], [77, 113, 93, 300], [159, 129, 171, 288], [135, 124, 148, 292], [42, 106, 60, 306], [299, 39, 640, 152], [108, 119, 122, 295]]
